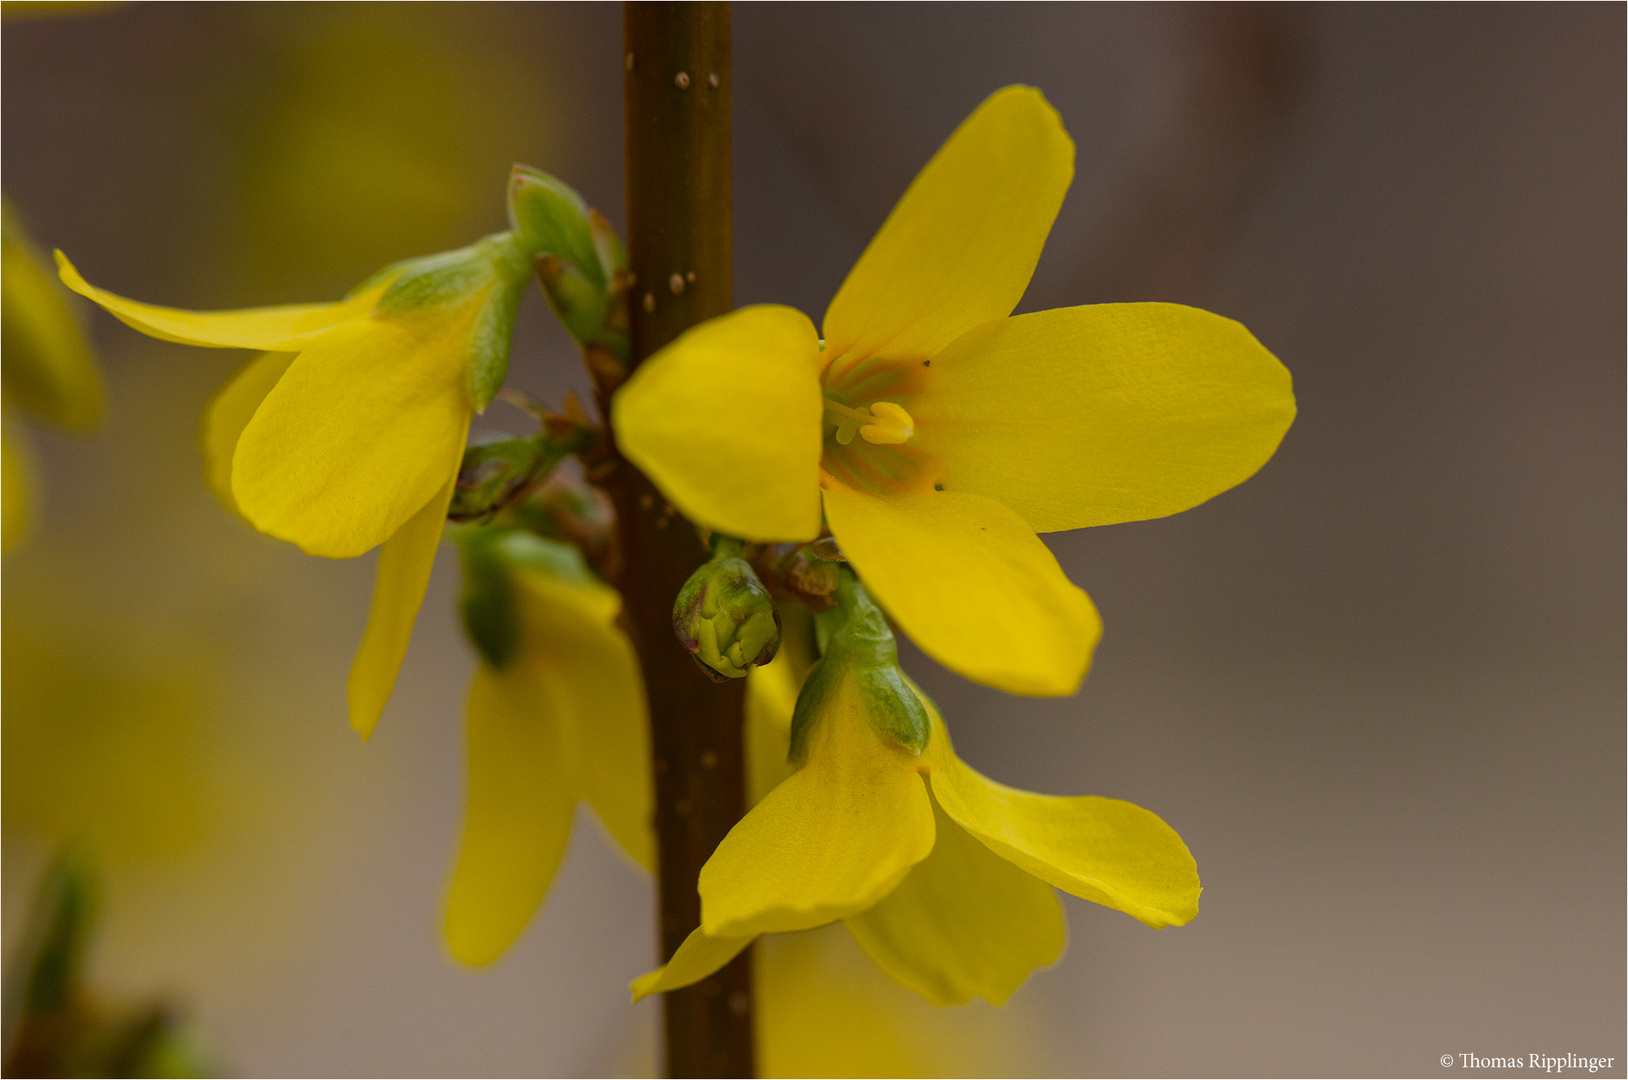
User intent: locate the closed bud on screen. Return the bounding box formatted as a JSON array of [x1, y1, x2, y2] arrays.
[[448, 435, 547, 523], [673, 552, 781, 680], [507, 165, 602, 287]]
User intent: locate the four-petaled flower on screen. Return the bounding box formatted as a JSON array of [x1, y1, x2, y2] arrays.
[[614, 85, 1296, 697], [634, 575, 1200, 1007], [57, 236, 533, 735]]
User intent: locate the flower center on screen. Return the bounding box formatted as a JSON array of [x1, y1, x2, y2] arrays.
[[823, 397, 915, 446]]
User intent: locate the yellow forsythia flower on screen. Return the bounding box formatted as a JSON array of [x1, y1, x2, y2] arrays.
[[57, 236, 532, 735], [442, 531, 653, 966], [633, 581, 1199, 1008], [613, 85, 1296, 696], [2, 200, 104, 550]]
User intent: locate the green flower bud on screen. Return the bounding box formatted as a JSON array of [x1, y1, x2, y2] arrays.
[[448, 435, 548, 523], [507, 165, 603, 288], [673, 549, 782, 680], [506, 166, 630, 366], [789, 567, 930, 760], [536, 251, 613, 351]]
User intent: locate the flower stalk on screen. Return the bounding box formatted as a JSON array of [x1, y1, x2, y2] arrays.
[[605, 3, 756, 1075]]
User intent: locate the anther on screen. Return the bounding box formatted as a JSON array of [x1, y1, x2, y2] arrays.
[[685, 270, 697, 284], [823, 398, 915, 445], [674, 71, 691, 89], [669, 272, 685, 294], [708, 72, 720, 88], [642, 291, 655, 313]]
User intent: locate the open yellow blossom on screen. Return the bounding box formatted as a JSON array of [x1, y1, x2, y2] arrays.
[[633, 575, 1199, 1008], [56, 235, 532, 736], [444, 529, 653, 966], [613, 85, 1296, 696]]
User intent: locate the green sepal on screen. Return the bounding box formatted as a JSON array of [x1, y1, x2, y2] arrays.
[[456, 527, 520, 669], [367, 234, 530, 413], [463, 264, 528, 413], [374, 246, 493, 316], [455, 527, 599, 669], [507, 165, 604, 289], [535, 253, 610, 351], [789, 569, 930, 761]]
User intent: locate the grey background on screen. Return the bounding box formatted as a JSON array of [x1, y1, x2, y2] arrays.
[[3, 4, 1622, 1076]]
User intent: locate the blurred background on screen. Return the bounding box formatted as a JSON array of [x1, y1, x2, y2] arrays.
[[2, 3, 1622, 1076]]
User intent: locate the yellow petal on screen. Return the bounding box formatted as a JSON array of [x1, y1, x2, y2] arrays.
[[444, 662, 578, 966], [3, 215, 102, 430], [513, 567, 654, 872], [925, 712, 1200, 929], [199, 352, 294, 515], [913, 303, 1297, 532], [823, 483, 1101, 696], [697, 675, 935, 937], [821, 86, 1073, 364], [346, 471, 456, 739], [844, 796, 1065, 1006], [745, 656, 800, 806], [611, 305, 824, 542], [231, 316, 472, 558], [629, 928, 754, 1002], [2, 418, 38, 553], [55, 250, 385, 352]]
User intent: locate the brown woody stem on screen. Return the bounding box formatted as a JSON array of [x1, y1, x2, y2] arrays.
[[604, 4, 755, 1076]]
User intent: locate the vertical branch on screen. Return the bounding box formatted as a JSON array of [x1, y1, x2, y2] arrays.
[[609, 4, 754, 1077]]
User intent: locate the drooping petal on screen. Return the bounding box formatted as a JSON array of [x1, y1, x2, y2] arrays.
[[200, 352, 294, 514], [821, 86, 1073, 365], [56, 251, 385, 352], [231, 316, 472, 558], [444, 663, 578, 966], [822, 483, 1101, 697], [912, 303, 1297, 532], [629, 928, 754, 1002], [612, 305, 825, 542], [844, 796, 1065, 1006], [514, 568, 655, 872], [925, 713, 1200, 929], [346, 471, 457, 739], [697, 677, 935, 938]]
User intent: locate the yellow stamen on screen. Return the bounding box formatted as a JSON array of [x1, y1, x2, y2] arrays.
[[823, 398, 914, 446]]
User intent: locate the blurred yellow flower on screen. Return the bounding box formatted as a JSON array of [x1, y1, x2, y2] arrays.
[[2, 200, 103, 550], [634, 574, 1199, 1008], [442, 530, 653, 966], [614, 85, 1296, 697], [57, 236, 532, 736]]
